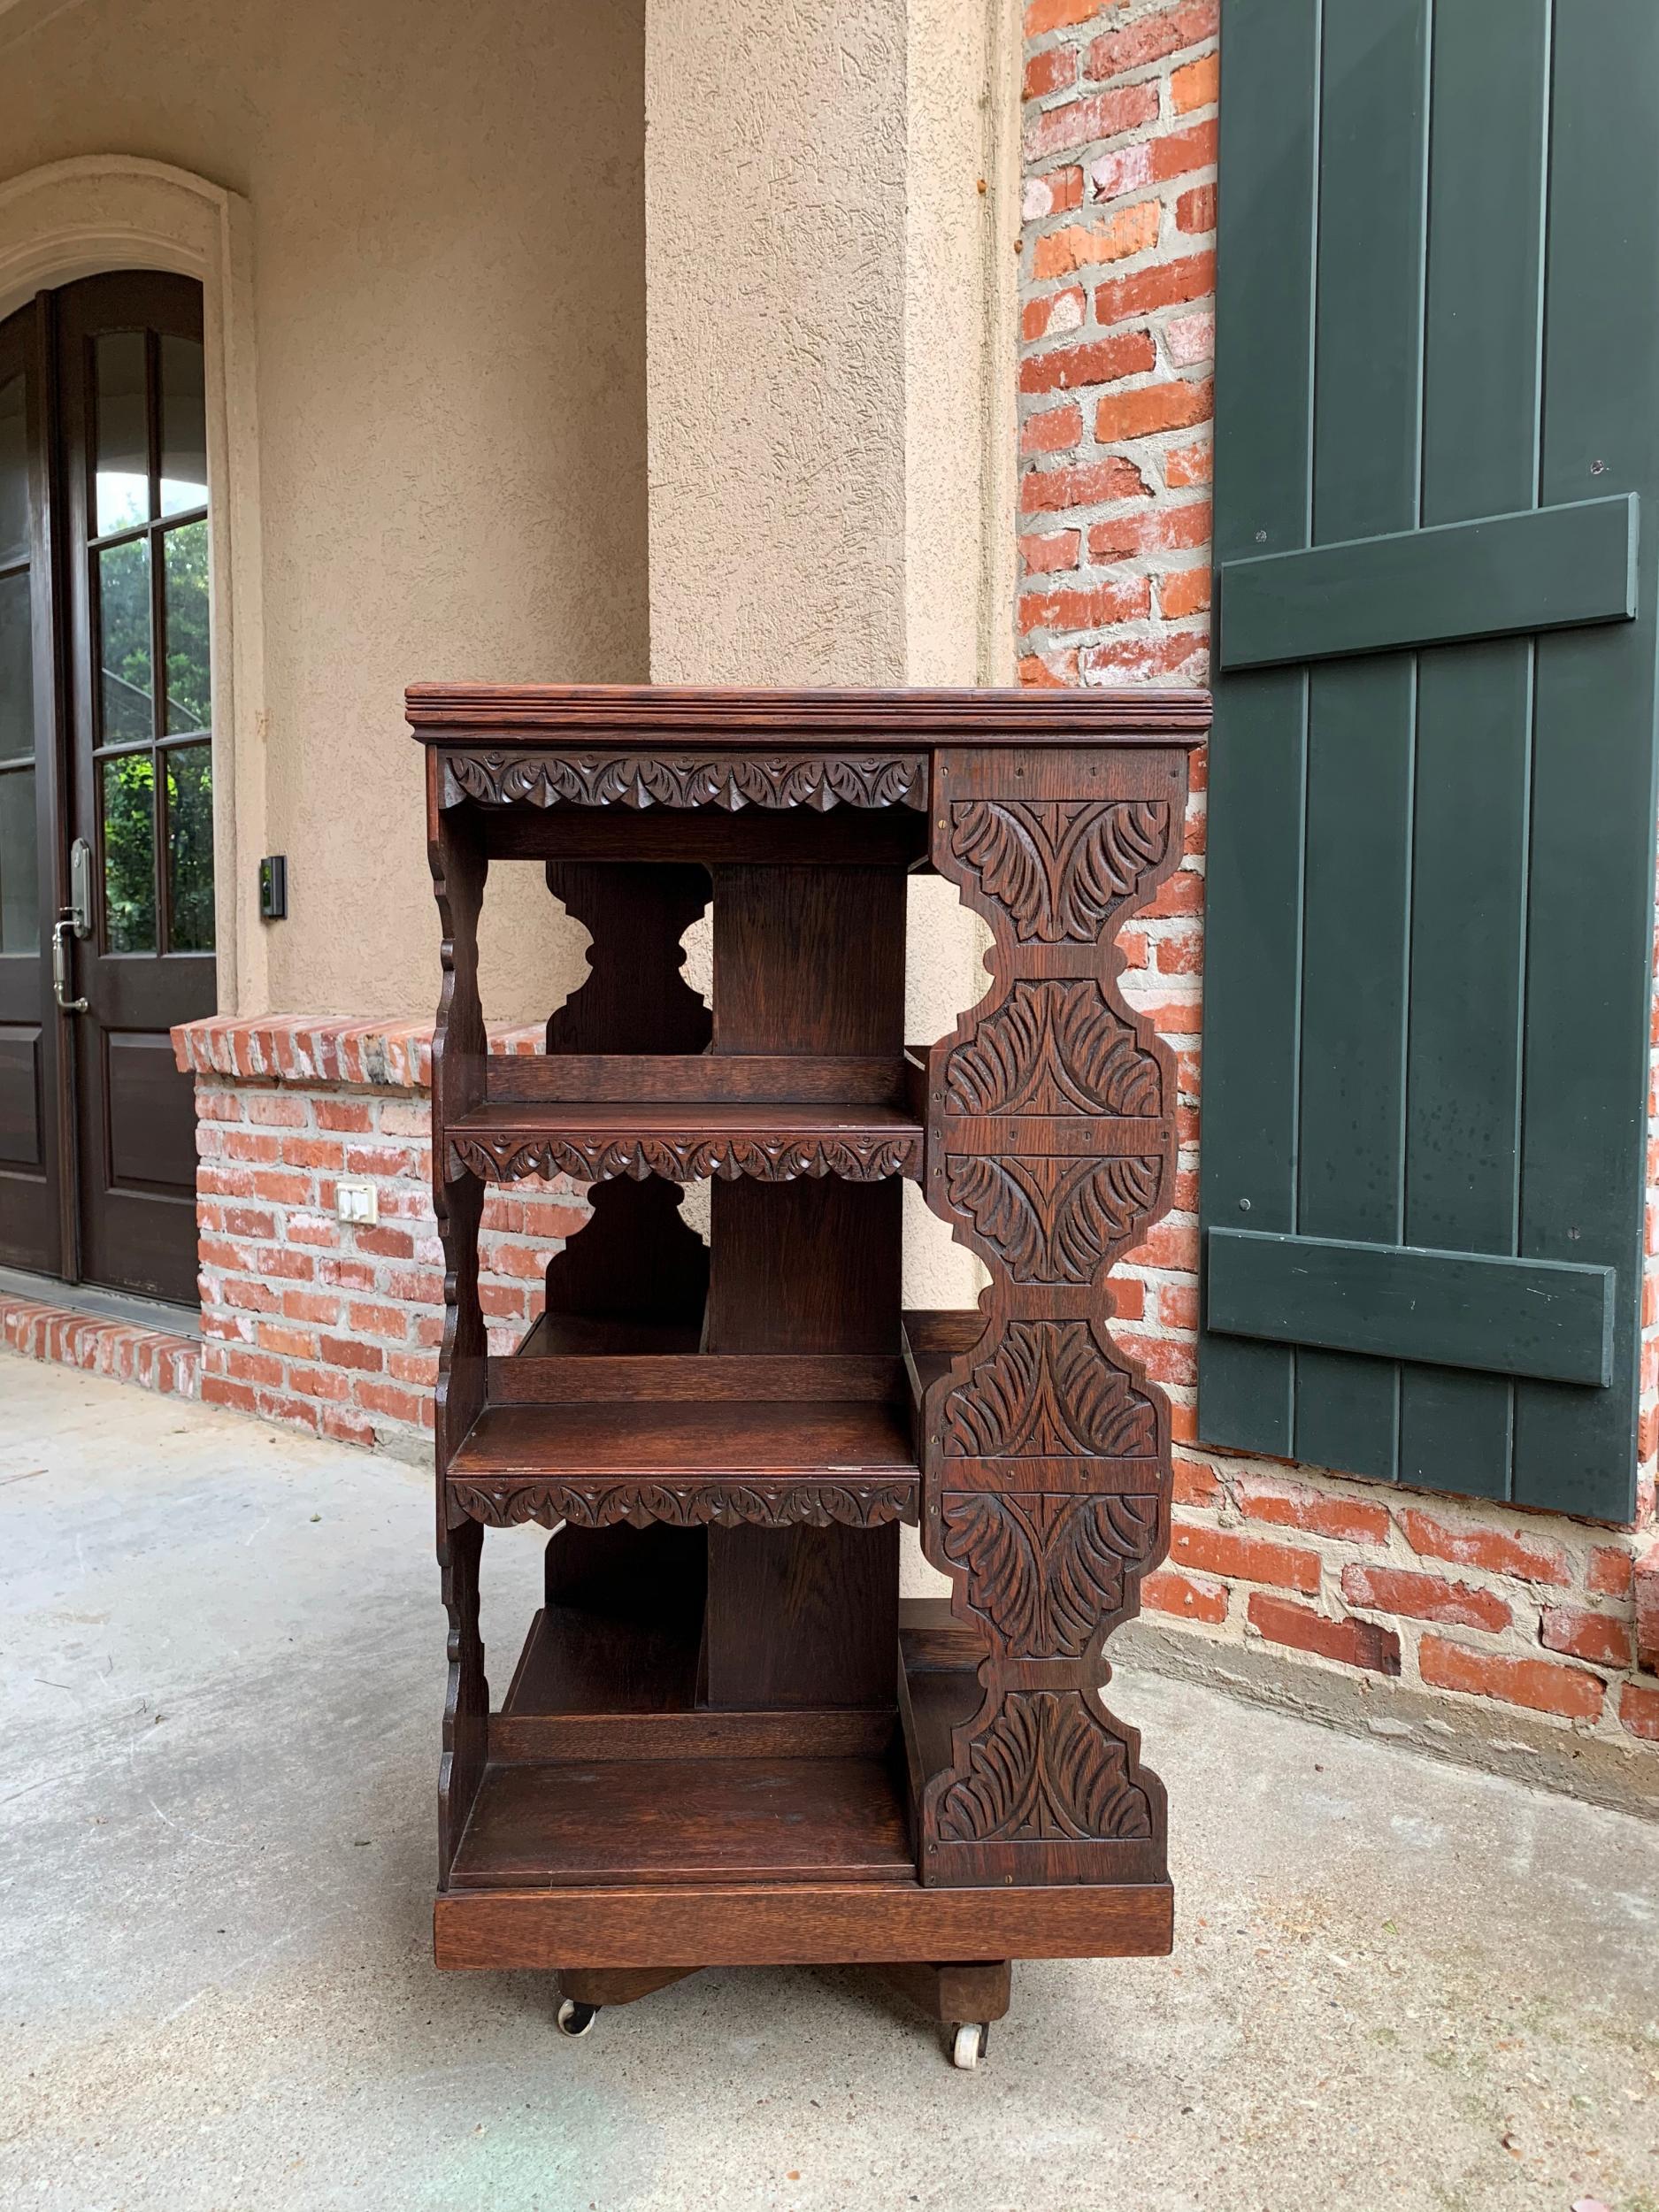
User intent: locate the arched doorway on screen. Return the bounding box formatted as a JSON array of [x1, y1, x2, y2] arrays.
[[0, 270, 213, 1304]]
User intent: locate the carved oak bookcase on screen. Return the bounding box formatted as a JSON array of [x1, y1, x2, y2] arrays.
[[413, 684, 1207, 2065]]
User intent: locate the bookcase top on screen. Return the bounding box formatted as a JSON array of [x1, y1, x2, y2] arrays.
[[406, 683, 1210, 747]]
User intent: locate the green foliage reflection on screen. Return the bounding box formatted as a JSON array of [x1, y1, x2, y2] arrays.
[[167, 744, 213, 950], [102, 751, 155, 951]]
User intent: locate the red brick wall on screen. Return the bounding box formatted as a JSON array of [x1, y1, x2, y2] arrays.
[[1018, 0, 1659, 1759], [1019, 0, 1216, 692], [174, 1018, 587, 1449]]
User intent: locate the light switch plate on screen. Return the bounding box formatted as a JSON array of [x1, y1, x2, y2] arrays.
[[335, 1178, 378, 1227]]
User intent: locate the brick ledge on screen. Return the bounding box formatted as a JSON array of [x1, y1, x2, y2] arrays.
[[1, 1296, 201, 1399], [172, 1016, 544, 1088]]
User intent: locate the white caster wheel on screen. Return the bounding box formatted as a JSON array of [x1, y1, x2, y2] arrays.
[[950, 2022, 988, 2070], [557, 1999, 599, 2039]]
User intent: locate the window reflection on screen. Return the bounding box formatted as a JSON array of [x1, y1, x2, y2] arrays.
[[95, 332, 149, 537], [0, 567, 31, 758], [159, 336, 207, 516], [0, 764, 37, 952], [0, 372, 27, 568]]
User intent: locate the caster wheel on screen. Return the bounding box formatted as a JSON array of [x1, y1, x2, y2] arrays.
[[557, 1999, 599, 2039], [950, 2022, 988, 2070]]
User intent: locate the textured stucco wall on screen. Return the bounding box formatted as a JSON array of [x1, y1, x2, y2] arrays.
[[644, 0, 910, 688], [0, 0, 646, 1023]]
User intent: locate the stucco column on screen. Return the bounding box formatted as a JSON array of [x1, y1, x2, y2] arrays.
[[644, 0, 1014, 690], [644, 0, 1018, 1455], [645, 0, 908, 685]]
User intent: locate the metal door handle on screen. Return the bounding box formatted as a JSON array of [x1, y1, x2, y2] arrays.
[[52, 918, 88, 1013], [69, 836, 94, 938]]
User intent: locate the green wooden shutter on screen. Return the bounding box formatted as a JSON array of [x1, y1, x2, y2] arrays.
[[1199, 0, 1659, 1523]]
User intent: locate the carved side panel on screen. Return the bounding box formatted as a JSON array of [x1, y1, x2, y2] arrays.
[[918, 741, 1188, 1889], [427, 784, 490, 1884]]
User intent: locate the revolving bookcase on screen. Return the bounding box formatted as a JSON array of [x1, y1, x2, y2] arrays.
[[413, 683, 1208, 2065]]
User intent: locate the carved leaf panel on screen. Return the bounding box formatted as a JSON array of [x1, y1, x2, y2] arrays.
[[939, 1491, 1161, 1656], [944, 979, 1163, 1118], [948, 798, 1170, 943], [935, 1692, 1156, 1844], [944, 1153, 1162, 1284], [943, 1319, 1159, 1459]]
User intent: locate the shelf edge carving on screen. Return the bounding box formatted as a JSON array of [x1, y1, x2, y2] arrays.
[[449, 1477, 920, 1531], [440, 749, 928, 812], [448, 1131, 923, 1184]]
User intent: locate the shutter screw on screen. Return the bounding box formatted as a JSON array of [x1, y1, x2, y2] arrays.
[[1256, 530, 1268, 542], [1239, 1197, 1252, 1212], [1592, 460, 1607, 475]]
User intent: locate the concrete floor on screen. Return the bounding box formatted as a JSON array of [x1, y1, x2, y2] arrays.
[[2, 1358, 1656, 2212]]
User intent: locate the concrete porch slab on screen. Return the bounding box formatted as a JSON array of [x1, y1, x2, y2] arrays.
[[1, 1356, 1655, 2211]]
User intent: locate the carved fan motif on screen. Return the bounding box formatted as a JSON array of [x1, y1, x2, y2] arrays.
[[944, 979, 1162, 1117], [944, 1319, 1158, 1459], [448, 1133, 921, 1185], [442, 749, 926, 811], [949, 799, 1169, 943], [449, 1478, 918, 1530], [936, 1692, 1155, 1843], [944, 1154, 1162, 1284], [940, 1491, 1161, 1656]]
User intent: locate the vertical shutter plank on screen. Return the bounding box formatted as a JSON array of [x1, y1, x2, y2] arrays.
[[1398, 0, 1552, 1498], [1196, 0, 1323, 1456], [1293, 0, 1431, 1479], [1514, 0, 1659, 1521]]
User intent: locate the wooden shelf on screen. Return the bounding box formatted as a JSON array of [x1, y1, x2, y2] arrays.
[[444, 1100, 924, 1184], [451, 1398, 918, 1482], [449, 1754, 914, 1890], [502, 1601, 701, 1720], [491, 1606, 897, 1763], [900, 1308, 986, 1409], [512, 1310, 703, 1359]]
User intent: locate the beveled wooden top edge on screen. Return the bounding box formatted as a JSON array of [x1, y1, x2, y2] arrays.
[[406, 682, 1210, 744]]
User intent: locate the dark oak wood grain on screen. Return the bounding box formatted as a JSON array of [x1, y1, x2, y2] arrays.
[[489, 1055, 906, 1104], [407, 681, 1210, 744], [449, 1755, 913, 1889], [492, 1709, 897, 1765], [879, 1960, 1012, 2026], [487, 1352, 904, 1404], [434, 1880, 1176, 1970], [449, 1399, 918, 1478]]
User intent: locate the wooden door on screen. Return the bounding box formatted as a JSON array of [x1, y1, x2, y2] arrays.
[[0, 298, 66, 1277], [58, 273, 214, 1304], [0, 273, 215, 1306]]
